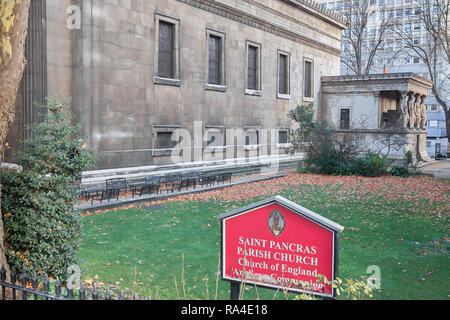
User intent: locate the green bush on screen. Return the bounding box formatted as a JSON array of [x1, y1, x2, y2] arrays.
[[289, 109, 388, 177], [303, 121, 346, 175], [337, 164, 355, 176], [389, 166, 411, 178], [1, 97, 95, 279], [351, 155, 388, 177], [288, 104, 315, 153]]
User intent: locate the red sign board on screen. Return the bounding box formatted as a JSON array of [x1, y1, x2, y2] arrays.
[[218, 196, 344, 298]]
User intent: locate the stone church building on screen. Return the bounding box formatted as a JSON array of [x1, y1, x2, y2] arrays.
[[6, 0, 346, 170], [6, 0, 432, 175]]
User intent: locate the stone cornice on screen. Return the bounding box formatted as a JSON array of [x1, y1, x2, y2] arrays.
[[242, 0, 342, 42], [322, 73, 433, 86], [281, 0, 347, 28], [334, 128, 427, 134], [321, 73, 433, 95], [175, 0, 342, 57]]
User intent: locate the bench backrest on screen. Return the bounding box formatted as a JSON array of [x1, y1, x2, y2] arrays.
[[106, 178, 127, 190], [145, 176, 161, 184]]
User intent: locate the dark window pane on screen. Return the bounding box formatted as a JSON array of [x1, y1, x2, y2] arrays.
[[248, 46, 258, 90], [304, 61, 312, 98], [156, 132, 177, 149], [208, 35, 222, 85], [279, 130, 288, 144], [158, 21, 175, 79], [340, 109, 350, 129], [206, 129, 224, 147], [279, 55, 288, 94]]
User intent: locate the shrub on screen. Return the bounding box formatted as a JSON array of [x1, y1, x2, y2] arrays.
[[351, 155, 388, 177], [288, 104, 315, 153], [337, 164, 355, 176], [389, 166, 411, 178], [1, 97, 95, 279], [303, 121, 343, 175], [289, 108, 388, 177]]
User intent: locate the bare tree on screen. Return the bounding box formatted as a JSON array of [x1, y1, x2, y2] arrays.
[[0, 0, 31, 298], [341, 0, 393, 75], [395, 0, 449, 143]]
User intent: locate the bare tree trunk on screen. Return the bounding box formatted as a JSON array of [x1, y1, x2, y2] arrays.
[[0, 0, 31, 299], [445, 108, 450, 146]]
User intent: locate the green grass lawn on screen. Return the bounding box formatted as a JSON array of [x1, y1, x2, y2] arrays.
[[78, 175, 449, 300]]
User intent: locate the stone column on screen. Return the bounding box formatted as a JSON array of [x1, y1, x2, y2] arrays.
[[374, 91, 382, 129], [414, 93, 422, 129], [407, 92, 416, 129], [399, 92, 409, 130], [20, 0, 47, 141], [420, 95, 427, 130]]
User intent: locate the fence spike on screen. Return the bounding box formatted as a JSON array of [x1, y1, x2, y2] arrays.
[[79, 283, 86, 300], [55, 277, 61, 297], [10, 266, 17, 300], [31, 271, 39, 300], [20, 264, 29, 300], [67, 287, 73, 300], [20, 263, 29, 287], [10, 266, 16, 284], [118, 291, 124, 300], [92, 285, 99, 300], [105, 287, 111, 300], [31, 271, 39, 289], [0, 265, 6, 281], [43, 273, 49, 290], [21, 263, 27, 277]]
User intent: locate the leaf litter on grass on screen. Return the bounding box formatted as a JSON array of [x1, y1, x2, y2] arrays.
[[82, 174, 449, 220]]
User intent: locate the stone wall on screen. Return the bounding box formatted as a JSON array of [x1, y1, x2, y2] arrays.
[[8, 0, 344, 169], [321, 73, 433, 162]]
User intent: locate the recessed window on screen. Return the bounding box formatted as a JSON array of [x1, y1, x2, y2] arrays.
[[154, 14, 180, 86], [245, 41, 262, 96], [158, 21, 175, 78], [204, 127, 226, 149], [152, 126, 182, 156], [278, 51, 290, 97], [245, 128, 260, 150], [206, 29, 226, 90], [248, 47, 258, 89], [340, 108, 350, 129], [208, 35, 222, 84], [303, 59, 314, 101], [157, 132, 177, 149], [278, 129, 289, 147]]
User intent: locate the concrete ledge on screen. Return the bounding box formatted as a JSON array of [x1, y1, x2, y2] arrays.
[[81, 154, 304, 189], [78, 172, 287, 214]]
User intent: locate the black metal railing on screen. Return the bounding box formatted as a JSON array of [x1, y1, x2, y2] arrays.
[[0, 264, 151, 300]]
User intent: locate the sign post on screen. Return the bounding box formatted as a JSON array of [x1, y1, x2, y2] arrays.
[[218, 196, 344, 299]]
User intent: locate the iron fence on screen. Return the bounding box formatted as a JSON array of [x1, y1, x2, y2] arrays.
[[0, 263, 151, 300]]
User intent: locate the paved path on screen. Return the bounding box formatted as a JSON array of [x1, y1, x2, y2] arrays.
[[420, 159, 450, 179]]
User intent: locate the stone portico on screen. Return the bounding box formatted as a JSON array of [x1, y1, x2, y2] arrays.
[[321, 73, 433, 162]]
